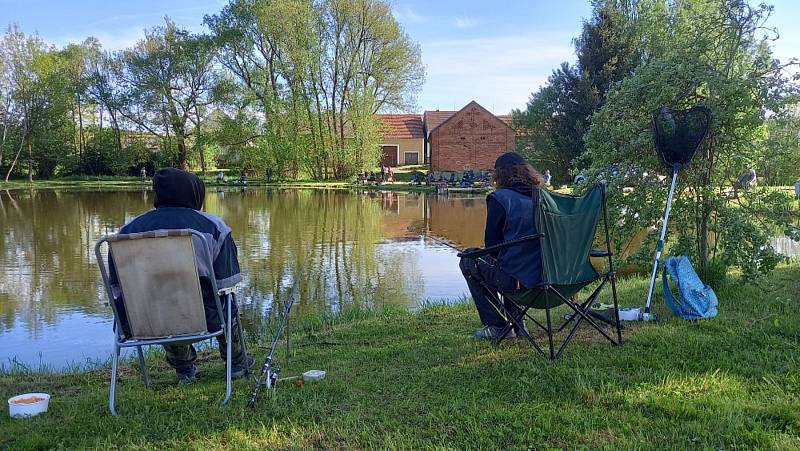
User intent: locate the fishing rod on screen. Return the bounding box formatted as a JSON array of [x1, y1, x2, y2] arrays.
[[423, 233, 542, 260], [424, 234, 465, 252], [246, 285, 297, 409]]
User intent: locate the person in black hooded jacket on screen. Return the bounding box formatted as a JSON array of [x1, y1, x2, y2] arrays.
[[109, 168, 253, 383], [459, 152, 544, 340]]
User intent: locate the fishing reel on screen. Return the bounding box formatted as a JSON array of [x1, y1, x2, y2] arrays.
[[261, 367, 281, 389], [246, 366, 282, 408]]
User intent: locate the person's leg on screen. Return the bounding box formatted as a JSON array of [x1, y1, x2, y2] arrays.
[[163, 343, 198, 383], [216, 317, 245, 366], [212, 296, 253, 378], [459, 255, 506, 329]]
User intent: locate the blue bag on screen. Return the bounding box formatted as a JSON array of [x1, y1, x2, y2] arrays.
[[661, 256, 718, 320]]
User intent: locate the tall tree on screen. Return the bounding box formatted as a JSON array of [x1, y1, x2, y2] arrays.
[[206, 0, 423, 179], [119, 19, 217, 169], [2, 25, 51, 182], [584, 0, 799, 278], [513, 0, 639, 182]]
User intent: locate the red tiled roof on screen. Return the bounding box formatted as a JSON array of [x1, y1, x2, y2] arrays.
[[376, 114, 424, 139], [496, 115, 513, 127], [423, 104, 514, 134], [423, 110, 457, 134]]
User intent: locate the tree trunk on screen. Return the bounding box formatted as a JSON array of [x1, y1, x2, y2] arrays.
[[197, 141, 206, 174], [77, 93, 85, 163], [178, 140, 188, 170], [110, 110, 122, 152], [0, 90, 10, 169], [699, 200, 710, 268], [27, 138, 33, 183], [195, 105, 206, 174], [0, 119, 7, 169], [5, 135, 25, 182]]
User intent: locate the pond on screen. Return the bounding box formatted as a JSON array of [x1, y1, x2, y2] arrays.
[[2, 188, 797, 371], [0, 188, 487, 370]]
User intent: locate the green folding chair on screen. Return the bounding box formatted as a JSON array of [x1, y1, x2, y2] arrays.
[[459, 184, 622, 360]]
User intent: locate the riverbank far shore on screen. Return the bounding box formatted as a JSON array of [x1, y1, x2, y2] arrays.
[[1, 267, 799, 449], [0, 177, 495, 194]]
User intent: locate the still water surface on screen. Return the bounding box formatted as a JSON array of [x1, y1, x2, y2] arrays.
[[2, 188, 797, 370], [0, 188, 486, 370]]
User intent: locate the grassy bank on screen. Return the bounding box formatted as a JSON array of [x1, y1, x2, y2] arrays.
[[2, 266, 799, 449]]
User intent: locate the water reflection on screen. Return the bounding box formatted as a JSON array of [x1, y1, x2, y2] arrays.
[[0, 188, 486, 369]]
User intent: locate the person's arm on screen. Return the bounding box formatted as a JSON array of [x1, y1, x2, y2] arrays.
[[484, 196, 505, 258], [213, 233, 243, 289]]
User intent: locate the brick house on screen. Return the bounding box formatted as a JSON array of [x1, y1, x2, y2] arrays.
[[423, 101, 515, 171], [376, 114, 425, 167]]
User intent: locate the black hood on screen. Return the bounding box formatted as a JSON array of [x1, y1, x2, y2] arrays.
[[153, 168, 205, 210]]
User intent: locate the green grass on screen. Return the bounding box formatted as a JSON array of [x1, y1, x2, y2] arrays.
[[1, 266, 799, 449]]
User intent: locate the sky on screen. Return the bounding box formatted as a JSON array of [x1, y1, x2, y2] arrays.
[[2, 0, 799, 114]]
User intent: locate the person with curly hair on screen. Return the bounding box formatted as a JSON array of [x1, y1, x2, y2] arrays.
[[459, 152, 544, 340]]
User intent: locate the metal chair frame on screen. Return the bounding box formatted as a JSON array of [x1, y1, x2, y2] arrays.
[[95, 229, 246, 415]]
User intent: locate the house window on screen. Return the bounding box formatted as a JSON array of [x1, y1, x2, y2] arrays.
[[404, 152, 419, 165]]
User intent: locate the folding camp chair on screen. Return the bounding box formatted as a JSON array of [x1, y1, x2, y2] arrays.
[[95, 229, 241, 415], [459, 184, 622, 360]]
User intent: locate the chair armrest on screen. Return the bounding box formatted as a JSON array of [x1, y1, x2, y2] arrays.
[[457, 234, 544, 259], [590, 249, 611, 257]]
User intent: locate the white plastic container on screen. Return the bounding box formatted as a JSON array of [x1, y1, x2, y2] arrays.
[[8, 393, 50, 418], [302, 370, 326, 382], [617, 307, 641, 321]]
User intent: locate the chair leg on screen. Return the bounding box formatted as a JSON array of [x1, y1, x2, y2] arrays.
[[555, 308, 587, 360], [545, 307, 555, 360], [109, 343, 120, 416], [137, 346, 149, 388], [495, 322, 514, 345], [504, 303, 546, 357], [489, 292, 546, 355], [609, 274, 623, 345], [221, 295, 233, 406], [556, 291, 618, 345], [557, 297, 593, 333], [491, 294, 515, 345], [232, 293, 249, 360], [557, 279, 608, 332]]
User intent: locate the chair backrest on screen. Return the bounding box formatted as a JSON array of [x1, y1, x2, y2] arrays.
[[106, 230, 209, 339], [536, 185, 604, 287]]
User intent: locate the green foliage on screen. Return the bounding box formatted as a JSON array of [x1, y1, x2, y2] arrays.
[[120, 20, 217, 170], [206, 0, 423, 180], [583, 0, 800, 279], [760, 106, 800, 185], [513, 0, 640, 182], [1, 1, 422, 180]]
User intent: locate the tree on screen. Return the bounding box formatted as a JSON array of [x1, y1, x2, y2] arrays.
[[206, 0, 423, 179], [0, 0, 423, 179], [119, 19, 217, 170], [0, 31, 14, 171], [583, 0, 799, 279], [84, 45, 128, 175], [513, 0, 639, 182], [759, 106, 800, 185], [2, 25, 53, 182]]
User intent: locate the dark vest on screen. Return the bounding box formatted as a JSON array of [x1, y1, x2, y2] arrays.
[[488, 188, 542, 288]]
